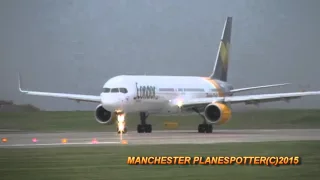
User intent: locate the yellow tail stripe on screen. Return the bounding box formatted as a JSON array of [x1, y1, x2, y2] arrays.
[[203, 77, 224, 97], [220, 41, 229, 71]]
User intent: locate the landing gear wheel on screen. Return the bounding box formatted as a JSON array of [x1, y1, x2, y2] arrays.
[[206, 124, 213, 133], [137, 124, 144, 133], [137, 124, 152, 133], [198, 124, 212, 133], [145, 124, 152, 133], [198, 124, 206, 133], [117, 127, 128, 134], [137, 112, 152, 133]]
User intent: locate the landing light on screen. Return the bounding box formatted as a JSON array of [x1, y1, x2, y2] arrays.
[[118, 114, 125, 123], [115, 109, 123, 113], [177, 100, 183, 108], [32, 138, 38, 143], [1, 138, 7, 143], [117, 113, 127, 142], [117, 114, 125, 133], [118, 123, 125, 132]]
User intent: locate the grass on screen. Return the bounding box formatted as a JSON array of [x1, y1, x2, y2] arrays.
[[1, 109, 320, 132], [1, 141, 319, 180]]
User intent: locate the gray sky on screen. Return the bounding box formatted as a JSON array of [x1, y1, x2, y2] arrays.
[[1, 0, 320, 111]]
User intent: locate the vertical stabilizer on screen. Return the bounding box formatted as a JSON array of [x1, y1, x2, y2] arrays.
[[209, 16, 232, 82]]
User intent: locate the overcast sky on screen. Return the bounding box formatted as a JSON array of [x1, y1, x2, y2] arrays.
[[1, 0, 320, 111]]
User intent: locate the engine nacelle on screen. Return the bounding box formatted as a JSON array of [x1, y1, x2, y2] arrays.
[[94, 104, 117, 125], [204, 103, 232, 125]]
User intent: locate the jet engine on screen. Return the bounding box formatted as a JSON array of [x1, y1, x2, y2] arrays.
[[94, 104, 117, 125], [203, 103, 232, 125]]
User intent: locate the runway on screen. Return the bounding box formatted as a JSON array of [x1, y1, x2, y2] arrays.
[[1, 129, 320, 148]]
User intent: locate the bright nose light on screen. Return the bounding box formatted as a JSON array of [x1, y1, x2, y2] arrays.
[[32, 138, 38, 143], [117, 113, 126, 135], [118, 123, 124, 131], [177, 99, 183, 108], [118, 114, 125, 123]]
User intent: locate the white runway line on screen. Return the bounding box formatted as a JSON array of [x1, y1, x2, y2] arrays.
[[1, 129, 320, 148], [0, 141, 120, 147]]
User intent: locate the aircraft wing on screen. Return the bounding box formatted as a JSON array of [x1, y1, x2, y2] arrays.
[[179, 91, 320, 110], [230, 83, 291, 93], [18, 74, 101, 103]]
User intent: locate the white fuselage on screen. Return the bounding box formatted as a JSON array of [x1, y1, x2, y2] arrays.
[[100, 75, 233, 114]]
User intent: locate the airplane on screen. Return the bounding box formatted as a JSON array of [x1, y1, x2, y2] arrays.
[[18, 16, 320, 134]]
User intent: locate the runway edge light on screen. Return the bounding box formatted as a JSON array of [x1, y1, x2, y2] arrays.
[[121, 140, 128, 144], [92, 138, 98, 144], [61, 138, 68, 144]]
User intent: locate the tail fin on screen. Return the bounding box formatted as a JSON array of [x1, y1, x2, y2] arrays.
[[209, 16, 232, 82]]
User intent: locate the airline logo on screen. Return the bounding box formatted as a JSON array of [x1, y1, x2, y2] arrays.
[[135, 83, 157, 99], [220, 41, 229, 71]]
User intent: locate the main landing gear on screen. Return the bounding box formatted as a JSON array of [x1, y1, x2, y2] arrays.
[[137, 112, 152, 133], [198, 124, 213, 133], [192, 108, 213, 133]]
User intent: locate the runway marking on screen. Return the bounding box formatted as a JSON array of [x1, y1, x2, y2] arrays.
[[0, 135, 244, 141], [0, 164, 134, 171], [0, 141, 120, 147], [1, 129, 320, 148]]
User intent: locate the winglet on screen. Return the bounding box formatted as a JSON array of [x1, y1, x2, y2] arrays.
[[18, 73, 25, 93]]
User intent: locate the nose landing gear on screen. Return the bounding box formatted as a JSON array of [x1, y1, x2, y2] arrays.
[[116, 113, 128, 134]]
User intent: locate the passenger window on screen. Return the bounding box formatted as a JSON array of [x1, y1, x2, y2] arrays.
[[119, 88, 128, 94], [104, 88, 110, 93], [111, 88, 119, 93]]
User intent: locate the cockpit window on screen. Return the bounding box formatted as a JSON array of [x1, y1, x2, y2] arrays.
[[119, 88, 128, 94], [111, 88, 119, 93], [103, 87, 127, 93]]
